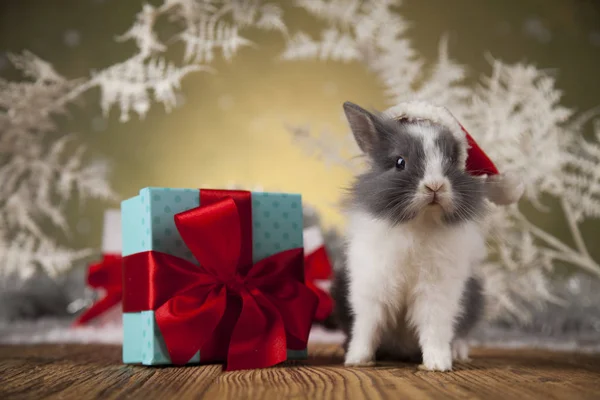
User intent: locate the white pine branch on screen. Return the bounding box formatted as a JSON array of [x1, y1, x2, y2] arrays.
[[88, 56, 207, 122], [281, 28, 360, 61], [180, 18, 254, 63], [294, 0, 362, 27], [0, 232, 93, 281], [280, 32, 321, 60], [285, 123, 363, 172], [2, 1, 293, 282], [116, 4, 166, 58], [159, 0, 217, 22], [0, 52, 117, 281], [7, 51, 66, 83], [256, 4, 287, 33]]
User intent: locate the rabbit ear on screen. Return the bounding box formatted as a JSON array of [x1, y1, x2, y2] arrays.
[[343, 102, 379, 154]]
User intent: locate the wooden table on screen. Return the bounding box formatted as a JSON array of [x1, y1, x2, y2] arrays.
[[1, 344, 599, 399]]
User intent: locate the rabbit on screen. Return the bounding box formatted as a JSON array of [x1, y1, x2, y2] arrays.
[[332, 101, 489, 372]]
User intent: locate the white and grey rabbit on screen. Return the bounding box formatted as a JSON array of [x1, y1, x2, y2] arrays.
[[332, 101, 490, 372]]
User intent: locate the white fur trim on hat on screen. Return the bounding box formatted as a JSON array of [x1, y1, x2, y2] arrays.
[[383, 100, 469, 167], [383, 101, 468, 146], [485, 173, 525, 205]]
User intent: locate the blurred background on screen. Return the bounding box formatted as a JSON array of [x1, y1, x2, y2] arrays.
[[1, 0, 600, 346], [1, 0, 599, 235]]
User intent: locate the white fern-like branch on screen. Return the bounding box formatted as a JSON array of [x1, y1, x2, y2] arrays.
[[57, 1, 287, 122], [281, 0, 600, 323], [286, 124, 362, 172], [0, 233, 93, 281], [562, 122, 600, 222], [85, 57, 206, 122], [294, 0, 362, 27], [115, 4, 166, 58], [0, 52, 116, 283], [181, 19, 253, 63], [282, 28, 360, 61], [255, 4, 287, 33], [1, 1, 292, 283]]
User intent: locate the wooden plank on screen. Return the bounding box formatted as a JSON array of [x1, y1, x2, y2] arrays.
[[0, 344, 221, 400], [1, 344, 599, 399]]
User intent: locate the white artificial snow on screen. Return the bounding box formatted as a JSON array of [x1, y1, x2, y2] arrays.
[[3, 320, 599, 355]]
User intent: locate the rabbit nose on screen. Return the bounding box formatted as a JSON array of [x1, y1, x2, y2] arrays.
[[425, 182, 445, 193]]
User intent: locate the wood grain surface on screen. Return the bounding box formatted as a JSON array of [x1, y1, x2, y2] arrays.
[[1, 344, 599, 400]]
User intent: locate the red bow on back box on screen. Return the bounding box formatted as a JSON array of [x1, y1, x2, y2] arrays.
[[303, 228, 334, 322], [122, 190, 318, 371], [72, 254, 123, 326]]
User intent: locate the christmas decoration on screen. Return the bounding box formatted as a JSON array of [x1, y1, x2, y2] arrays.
[[0, 52, 116, 284], [0, 0, 287, 286], [121, 188, 317, 370]]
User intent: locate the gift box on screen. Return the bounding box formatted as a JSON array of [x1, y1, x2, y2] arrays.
[[121, 187, 317, 370]]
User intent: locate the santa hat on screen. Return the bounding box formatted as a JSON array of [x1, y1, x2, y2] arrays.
[[383, 100, 524, 205]]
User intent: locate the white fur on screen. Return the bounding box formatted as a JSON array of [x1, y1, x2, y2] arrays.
[[485, 173, 525, 205], [344, 210, 486, 371], [383, 100, 468, 168]]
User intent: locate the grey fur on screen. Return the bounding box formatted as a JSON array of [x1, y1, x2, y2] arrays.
[[435, 130, 487, 224], [455, 276, 486, 338], [344, 103, 486, 226], [329, 256, 352, 350]]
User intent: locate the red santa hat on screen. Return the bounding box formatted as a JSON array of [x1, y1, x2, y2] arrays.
[[383, 101, 524, 205]]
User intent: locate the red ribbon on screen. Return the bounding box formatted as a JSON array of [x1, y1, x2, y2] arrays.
[[72, 254, 123, 327], [122, 189, 318, 370], [304, 246, 334, 321]]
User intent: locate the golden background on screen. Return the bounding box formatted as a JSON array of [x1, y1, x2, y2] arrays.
[[1, 0, 599, 259]]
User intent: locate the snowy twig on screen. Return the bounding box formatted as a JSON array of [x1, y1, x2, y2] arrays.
[[515, 210, 600, 278], [561, 199, 591, 259]]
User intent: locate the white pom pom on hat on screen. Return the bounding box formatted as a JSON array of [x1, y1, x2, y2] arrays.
[[383, 100, 525, 205]]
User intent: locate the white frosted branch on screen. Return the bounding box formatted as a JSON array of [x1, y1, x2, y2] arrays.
[[517, 211, 600, 277], [561, 199, 590, 259]]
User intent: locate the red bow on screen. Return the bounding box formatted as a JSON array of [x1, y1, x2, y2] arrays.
[[304, 246, 334, 321], [122, 190, 318, 371], [72, 254, 123, 327]]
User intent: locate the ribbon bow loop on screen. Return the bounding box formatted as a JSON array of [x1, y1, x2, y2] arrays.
[[174, 196, 243, 281]]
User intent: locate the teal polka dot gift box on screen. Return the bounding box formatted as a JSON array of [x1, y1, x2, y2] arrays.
[[121, 187, 317, 370]]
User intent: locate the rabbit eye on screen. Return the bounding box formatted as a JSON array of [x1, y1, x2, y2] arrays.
[[396, 157, 406, 170]]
